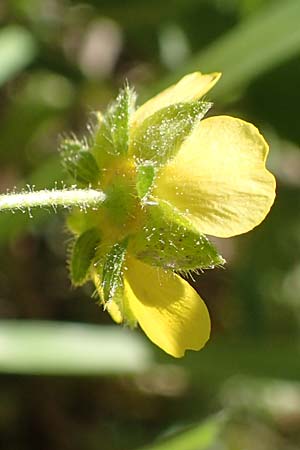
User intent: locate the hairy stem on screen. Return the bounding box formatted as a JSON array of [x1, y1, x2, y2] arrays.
[[0, 188, 106, 212]]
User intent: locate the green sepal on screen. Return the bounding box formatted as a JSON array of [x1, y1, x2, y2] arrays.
[[60, 138, 100, 186], [69, 228, 101, 286], [136, 164, 156, 199], [93, 247, 137, 328], [104, 176, 137, 226], [109, 285, 137, 329], [101, 238, 137, 327], [130, 100, 212, 166], [130, 199, 225, 272], [102, 238, 128, 303], [94, 85, 136, 162]]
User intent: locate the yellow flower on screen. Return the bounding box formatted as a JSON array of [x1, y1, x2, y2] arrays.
[[64, 72, 276, 358]]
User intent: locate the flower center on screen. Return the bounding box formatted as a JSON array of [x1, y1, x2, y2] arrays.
[[101, 157, 143, 242]]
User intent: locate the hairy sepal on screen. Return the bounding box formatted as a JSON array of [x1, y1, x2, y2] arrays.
[[101, 239, 137, 327], [60, 138, 100, 186], [130, 100, 212, 167], [93, 85, 136, 165], [69, 228, 101, 286], [130, 198, 225, 271], [102, 239, 128, 303]]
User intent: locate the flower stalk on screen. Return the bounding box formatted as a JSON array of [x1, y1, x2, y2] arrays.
[[0, 187, 106, 213]]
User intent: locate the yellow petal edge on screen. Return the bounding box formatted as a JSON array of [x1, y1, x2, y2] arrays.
[[155, 115, 276, 238], [124, 256, 210, 358], [131, 72, 221, 130]]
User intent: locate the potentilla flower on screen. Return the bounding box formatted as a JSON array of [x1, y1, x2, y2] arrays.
[[62, 72, 276, 357]]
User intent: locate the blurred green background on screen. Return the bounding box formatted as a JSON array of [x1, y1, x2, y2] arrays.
[[1, 0, 300, 449]]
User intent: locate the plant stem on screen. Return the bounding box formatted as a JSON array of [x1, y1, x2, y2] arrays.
[[0, 188, 106, 213]]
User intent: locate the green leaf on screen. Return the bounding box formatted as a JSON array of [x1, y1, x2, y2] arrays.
[[0, 26, 37, 87], [130, 100, 211, 166], [140, 414, 225, 450], [130, 199, 224, 272], [94, 85, 136, 159], [60, 138, 100, 186], [102, 239, 128, 303], [0, 321, 152, 375], [136, 164, 156, 199], [146, 0, 300, 104], [70, 228, 101, 286]]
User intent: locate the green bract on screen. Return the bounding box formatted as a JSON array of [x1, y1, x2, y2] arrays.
[[102, 239, 128, 303], [70, 228, 101, 286], [60, 139, 100, 187], [93, 86, 136, 165]]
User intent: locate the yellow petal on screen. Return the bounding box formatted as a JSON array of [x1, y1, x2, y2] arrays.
[[131, 72, 221, 130], [124, 256, 210, 357], [155, 116, 276, 238]]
